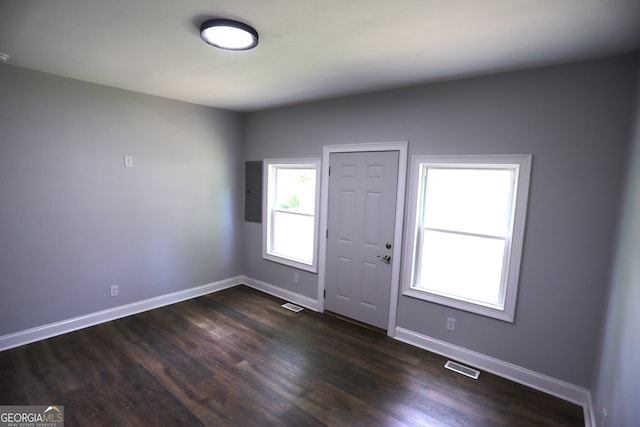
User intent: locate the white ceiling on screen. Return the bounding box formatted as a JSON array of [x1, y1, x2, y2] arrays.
[[1, 0, 640, 112]]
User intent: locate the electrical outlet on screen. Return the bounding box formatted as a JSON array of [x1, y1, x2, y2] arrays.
[[124, 155, 134, 168], [110, 285, 119, 297], [294, 273, 300, 284], [446, 317, 456, 331]]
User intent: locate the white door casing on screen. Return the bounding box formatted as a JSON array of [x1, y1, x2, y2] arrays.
[[318, 142, 408, 335]]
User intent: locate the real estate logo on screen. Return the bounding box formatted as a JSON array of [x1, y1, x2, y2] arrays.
[[0, 406, 64, 427]]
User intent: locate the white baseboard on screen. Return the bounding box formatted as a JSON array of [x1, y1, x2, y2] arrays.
[[0, 276, 243, 352], [394, 327, 593, 426], [241, 275, 319, 311]]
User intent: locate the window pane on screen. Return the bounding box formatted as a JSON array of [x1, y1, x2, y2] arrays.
[[422, 167, 515, 236], [272, 211, 314, 264], [415, 230, 505, 306], [275, 168, 316, 215]]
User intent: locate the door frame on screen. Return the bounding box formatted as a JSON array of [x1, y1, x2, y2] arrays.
[[317, 141, 408, 336]]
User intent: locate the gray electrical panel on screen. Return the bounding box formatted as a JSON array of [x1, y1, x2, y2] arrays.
[[245, 161, 262, 223]]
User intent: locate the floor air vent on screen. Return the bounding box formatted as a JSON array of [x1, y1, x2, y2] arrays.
[[281, 302, 303, 313], [444, 360, 480, 380]]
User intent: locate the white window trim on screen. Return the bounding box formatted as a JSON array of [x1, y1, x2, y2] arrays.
[[262, 158, 321, 273], [401, 154, 532, 322]]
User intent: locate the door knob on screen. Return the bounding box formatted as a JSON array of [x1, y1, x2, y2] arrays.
[[377, 255, 391, 264]]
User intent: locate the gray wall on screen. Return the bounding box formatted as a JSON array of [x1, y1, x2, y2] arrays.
[[0, 65, 244, 336], [243, 55, 637, 387], [592, 56, 640, 426]]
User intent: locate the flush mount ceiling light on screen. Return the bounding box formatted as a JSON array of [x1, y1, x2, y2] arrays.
[[200, 19, 258, 51]]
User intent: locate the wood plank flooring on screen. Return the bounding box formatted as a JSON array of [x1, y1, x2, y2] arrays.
[[0, 285, 584, 426]]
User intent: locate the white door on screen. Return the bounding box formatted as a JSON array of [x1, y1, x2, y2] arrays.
[[325, 151, 399, 329]]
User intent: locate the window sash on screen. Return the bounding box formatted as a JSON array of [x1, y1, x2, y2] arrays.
[[413, 226, 511, 309], [272, 166, 316, 215], [269, 210, 315, 264], [419, 165, 517, 238]]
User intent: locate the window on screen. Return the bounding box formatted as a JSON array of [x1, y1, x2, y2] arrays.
[[263, 159, 321, 272], [402, 155, 531, 321]]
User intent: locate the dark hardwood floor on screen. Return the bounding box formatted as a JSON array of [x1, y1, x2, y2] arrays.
[[0, 285, 584, 426]]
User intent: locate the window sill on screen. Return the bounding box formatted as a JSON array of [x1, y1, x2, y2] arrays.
[[263, 253, 317, 273], [402, 288, 514, 322]]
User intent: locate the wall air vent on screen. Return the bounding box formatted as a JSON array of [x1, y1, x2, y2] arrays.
[[444, 360, 480, 380]]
